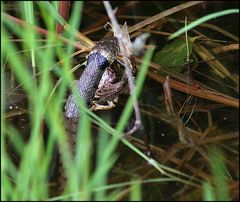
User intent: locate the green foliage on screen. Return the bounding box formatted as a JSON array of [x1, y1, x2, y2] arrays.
[[203, 182, 216, 201], [210, 147, 230, 201], [203, 146, 230, 201], [130, 179, 141, 201], [153, 37, 197, 73]]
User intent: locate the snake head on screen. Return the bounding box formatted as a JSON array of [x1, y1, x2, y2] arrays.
[[105, 22, 133, 58], [89, 37, 120, 65]]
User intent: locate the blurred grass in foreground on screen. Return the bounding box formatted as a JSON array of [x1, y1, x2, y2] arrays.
[[2, 1, 235, 201], [203, 146, 230, 201], [1, 2, 154, 200]]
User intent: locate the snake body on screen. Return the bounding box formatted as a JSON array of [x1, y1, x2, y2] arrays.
[[65, 37, 119, 118], [56, 37, 120, 194]]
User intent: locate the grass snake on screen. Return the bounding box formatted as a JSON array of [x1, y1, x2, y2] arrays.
[[55, 37, 120, 194]]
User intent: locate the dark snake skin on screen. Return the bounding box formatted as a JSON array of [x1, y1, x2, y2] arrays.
[[56, 37, 120, 194]]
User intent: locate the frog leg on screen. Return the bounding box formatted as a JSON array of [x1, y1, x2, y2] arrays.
[[90, 96, 118, 111]]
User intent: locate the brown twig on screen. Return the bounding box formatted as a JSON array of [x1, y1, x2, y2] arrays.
[[56, 1, 71, 34], [103, 1, 142, 132], [103, 1, 152, 156], [163, 76, 188, 144], [127, 1, 204, 34], [148, 70, 239, 108], [163, 76, 210, 162], [212, 43, 239, 54], [3, 13, 86, 50], [81, 2, 139, 34]]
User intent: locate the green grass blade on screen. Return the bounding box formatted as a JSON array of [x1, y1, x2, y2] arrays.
[[209, 146, 230, 201], [168, 9, 239, 40], [130, 179, 141, 201], [203, 181, 216, 201], [23, 1, 36, 73]]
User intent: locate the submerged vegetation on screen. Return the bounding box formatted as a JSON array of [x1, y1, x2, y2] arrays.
[[1, 1, 239, 201]]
